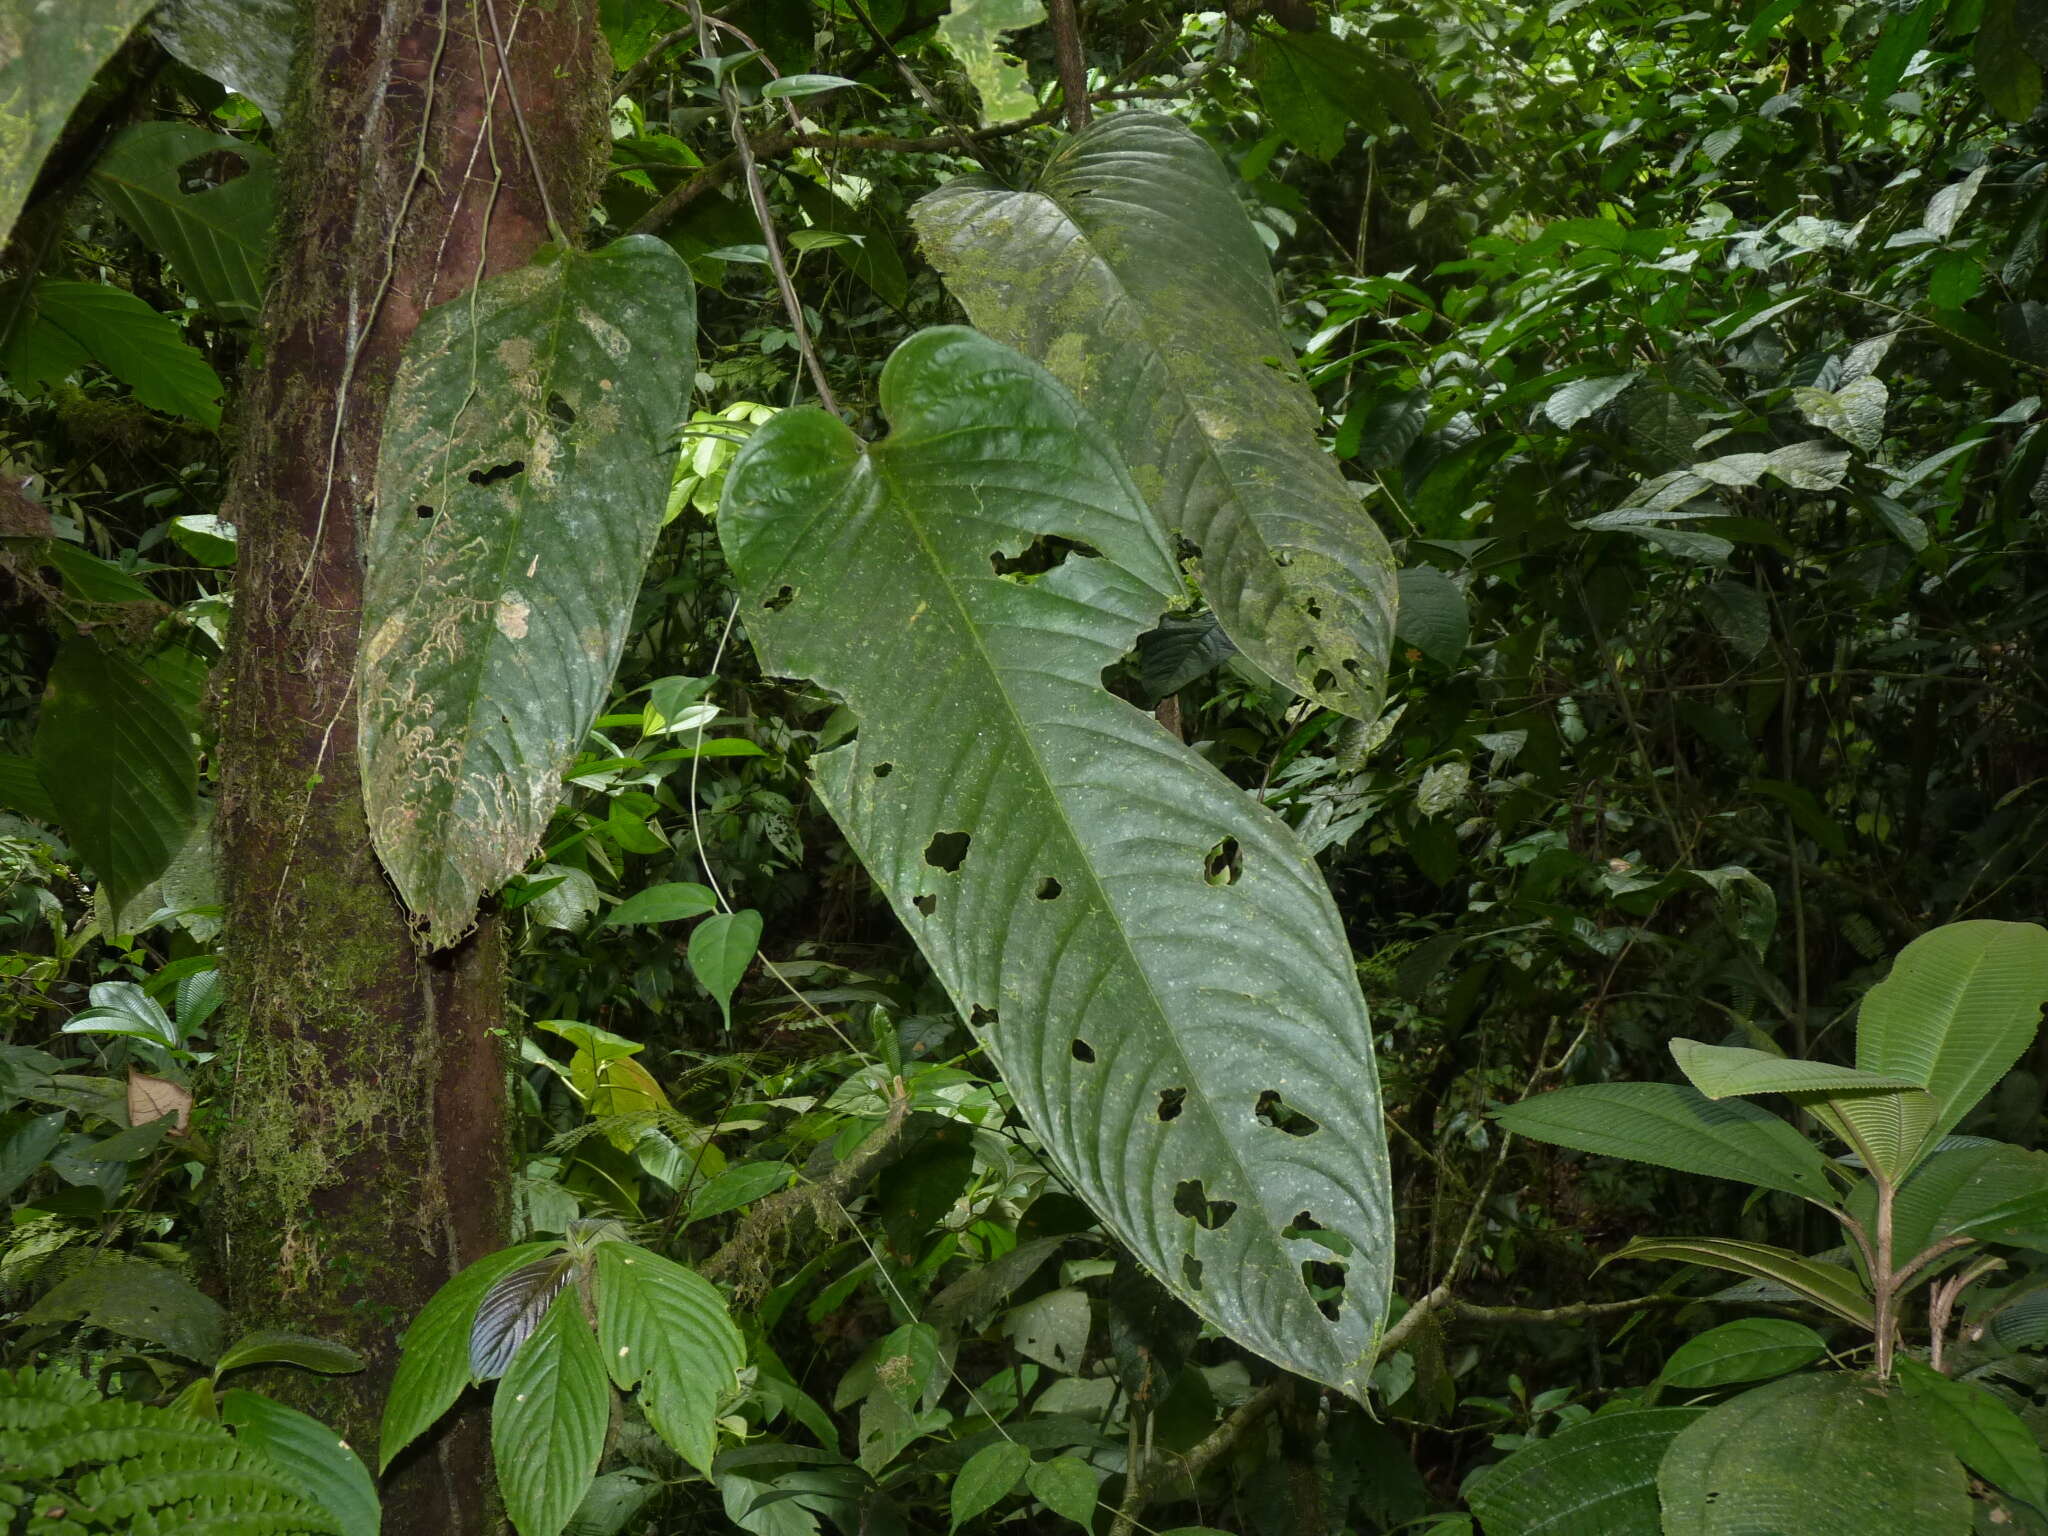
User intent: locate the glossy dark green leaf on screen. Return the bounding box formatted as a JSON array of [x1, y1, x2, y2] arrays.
[[0, 0, 156, 247], [89, 122, 275, 320], [0, 279, 223, 425], [379, 1240, 559, 1471], [720, 326, 1392, 1398], [1655, 1319, 1827, 1391], [914, 114, 1398, 720], [1136, 614, 1237, 702], [215, 1328, 367, 1380], [496, 1288, 610, 1536], [1659, 1373, 1969, 1535], [1469, 1407, 1705, 1535], [34, 640, 199, 915], [0, 751, 56, 821], [1393, 566, 1468, 666], [689, 909, 762, 1031], [360, 236, 696, 947], [221, 1388, 382, 1536], [595, 1240, 745, 1473], [1492, 1081, 1836, 1202]]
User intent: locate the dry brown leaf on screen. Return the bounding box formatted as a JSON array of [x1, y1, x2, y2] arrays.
[[127, 1068, 192, 1130]]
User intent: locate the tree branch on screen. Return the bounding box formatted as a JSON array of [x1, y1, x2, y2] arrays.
[[1046, 0, 1092, 131]]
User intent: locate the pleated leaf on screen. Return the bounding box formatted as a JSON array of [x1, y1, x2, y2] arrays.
[[90, 122, 276, 321], [1855, 920, 2048, 1167], [495, 1289, 609, 1536], [1669, 1039, 1917, 1100], [360, 236, 696, 947], [1658, 1373, 1969, 1536], [1492, 1081, 1837, 1202], [0, 0, 156, 249], [1469, 1407, 1705, 1536], [594, 1240, 744, 1473], [913, 112, 1397, 720], [718, 326, 1392, 1398], [1605, 1237, 1873, 1327]]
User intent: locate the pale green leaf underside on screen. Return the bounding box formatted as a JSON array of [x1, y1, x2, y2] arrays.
[[1669, 1038, 1917, 1099], [0, 0, 156, 249], [720, 327, 1393, 1398], [913, 112, 1397, 720], [1468, 1406, 1703, 1536], [90, 121, 276, 321], [360, 237, 696, 947], [1856, 920, 2048, 1158], [1492, 1081, 1836, 1202], [1658, 1373, 1969, 1536]]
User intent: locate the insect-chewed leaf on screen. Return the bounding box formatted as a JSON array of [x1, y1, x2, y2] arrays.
[[89, 122, 276, 321], [718, 326, 1393, 1398], [359, 236, 696, 948], [913, 112, 1397, 720]]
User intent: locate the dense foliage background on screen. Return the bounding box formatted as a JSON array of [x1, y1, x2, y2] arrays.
[[6, 0, 2048, 1532]]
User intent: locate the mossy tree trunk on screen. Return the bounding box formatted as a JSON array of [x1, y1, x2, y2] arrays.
[[212, 4, 608, 1530]]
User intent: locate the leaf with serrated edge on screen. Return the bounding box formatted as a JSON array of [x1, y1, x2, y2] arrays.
[[359, 237, 696, 947], [1493, 1082, 1837, 1202], [1604, 1237, 1872, 1326], [594, 1240, 744, 1473], [719, 326, 1393, 1399], [913, 114, 1397, 720], [495, 1289, 609, 1536], [379, 1240, 558, 1471]]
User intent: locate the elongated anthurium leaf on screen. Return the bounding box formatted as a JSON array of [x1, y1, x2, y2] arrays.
[[595, 1241, 744, 1473], [359, 236, 696, 947], [220, 1388, 382, 1536], [718, 326, 1393, 1398], [1604, 1237, 1873, 1327], [34, 639, 199, 916], [1855, 921, 2048, 1166], [1491, 1082, 1837, 1203], [1669, 1039, 1918, 1099], [1468, 1407, 1705, 1536], [89, 122, 276, 321], [913, 113, 1397, 721], [1658, 1373, 1968, 1536], [495, 1288, 609, 1536], [379, 1240, 558, 1471], [0, 0, 156, 249]]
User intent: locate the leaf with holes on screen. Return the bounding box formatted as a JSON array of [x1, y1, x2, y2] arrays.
[[913, 113, 1397, 720], [358, 236, 696, 947], [89, 122, 276, 321], [0, 0, 157, 249], [719, 326, 1393, 1398], [34, 640, 199, 916]]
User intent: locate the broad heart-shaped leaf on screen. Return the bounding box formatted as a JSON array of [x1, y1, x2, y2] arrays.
[[719, 326, 1394, 1398], [1669, 1038, 1917, 1099], [89, 122, 276, 321], [1658, 1373, 1969, 1536], [220, 1388, 381, 1536], [360, 236, 696, 948], [0, 0, 156, 249], [0, 278, 224, 426], [912, 112, 1397, 721], [379, 1240, 559, 1471], [495, 1288, 610, 1536], [1491, 1082, 1837, 1203], [594, 1240, 744, 1473], [1604, 1237, 1873, 1328], [34, 640, 199, 916], [1467, 1407, 1704, 1536], [1856, 921, 2048, 1167]]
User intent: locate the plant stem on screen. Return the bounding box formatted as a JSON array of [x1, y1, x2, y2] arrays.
[[1872, 1175, 1897, 1379]]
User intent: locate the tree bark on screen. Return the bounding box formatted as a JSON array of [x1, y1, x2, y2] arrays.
[[212, 4, 608, 1530]]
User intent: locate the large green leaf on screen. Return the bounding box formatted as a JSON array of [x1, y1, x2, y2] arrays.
[[359, 236, 696, 947], [1658, 1373, 1969, 1535], [1856, 921, 2048, 1166], [594, 1240, 744, 1473], [912, 113, 1397, 721], [1604, 1237, 1872, 1327], [89, 122, 276, 321], [719, 326, 1393, 1398], [34, 639, 199, 916], [0, 279, 223, 425], [1655, 1318, 1828, 1392], [1896, 1357, 2048, 1510], [0, 0, 156, 249], [220, 1389, 381, 1536], [495, 1288, 610, 1536], [1467, 1407, 1705, 1536], [152, 0, 296, 120], [1491, 1082, 1837, 1202], [1668, 1038, 1917, 1099]]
